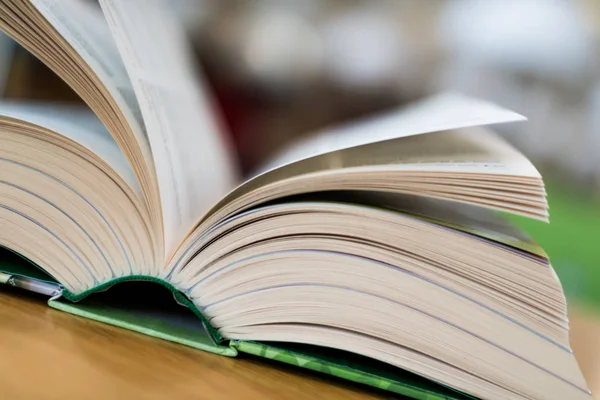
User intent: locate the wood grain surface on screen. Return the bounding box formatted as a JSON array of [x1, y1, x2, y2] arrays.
[[0, 285, 598, 400]]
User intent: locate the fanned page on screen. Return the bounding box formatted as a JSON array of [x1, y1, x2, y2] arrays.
[[294, 191, 548, 258], [0, 102, 155, 291], [184, 95, 544, 260], [27, 0, 147, 141], [0, 0, 165, 259], [1, 0, 240, 262], [0, 102, 139, 194], [257, 93, 526, 175], [18, 0, 156, 200], [98, 0, 239, 257]]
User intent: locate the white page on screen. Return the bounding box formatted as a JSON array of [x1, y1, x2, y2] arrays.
[[0, 102, 139, 194], [258, 93, 526, 175], [98, 0, 238, 257], [29, 0, 150, 161], [202, 102, 535, 231]]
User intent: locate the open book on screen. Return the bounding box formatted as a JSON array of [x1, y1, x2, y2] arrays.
[[0, 1, 591, 399]]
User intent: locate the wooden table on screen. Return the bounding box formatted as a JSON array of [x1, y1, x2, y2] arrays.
[[1, 286, 599, 400]]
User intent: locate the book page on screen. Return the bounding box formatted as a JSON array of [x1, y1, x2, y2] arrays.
[[28, 0, 150, 160], [196, 108, 540, 238], [295, 191, 547, 258], [215, 126, 541, 213], [295, 127, 541, 177], [98, 0, 238, 257], [240, 94, 536, 200], [0, 102, 139, 195], [257, 93, 526, 176]]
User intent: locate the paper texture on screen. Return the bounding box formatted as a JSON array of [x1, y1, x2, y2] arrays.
[[29, 0, 150, 160], [258, 93, 526, 175], [0, 102, 140, 194], [211, 126, 543, 223], [99, 0, 238, 257], [317, 191, 547, 258]]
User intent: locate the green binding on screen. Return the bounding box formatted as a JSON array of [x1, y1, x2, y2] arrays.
[[232, 341, 477, 400], [0, 245, 224, 345], [60, 275, 225, 345]]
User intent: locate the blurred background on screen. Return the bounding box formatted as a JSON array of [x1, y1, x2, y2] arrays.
[[1, 0, 600, 386]]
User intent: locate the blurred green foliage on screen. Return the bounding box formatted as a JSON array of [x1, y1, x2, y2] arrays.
[[509, 183, 600, 306]]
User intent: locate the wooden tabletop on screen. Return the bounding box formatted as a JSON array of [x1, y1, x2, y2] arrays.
[[1, 286, 599, 400]]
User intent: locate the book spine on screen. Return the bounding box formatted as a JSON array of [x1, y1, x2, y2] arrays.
[[61, 275, 225, 345]]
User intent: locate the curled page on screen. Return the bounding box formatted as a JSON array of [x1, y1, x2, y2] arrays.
[[29, 0, 150, 163], [99, 0, 239, 257], [258, 93, 526, 176], [0, 102, 140, 195]]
